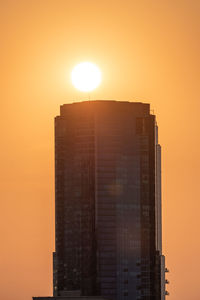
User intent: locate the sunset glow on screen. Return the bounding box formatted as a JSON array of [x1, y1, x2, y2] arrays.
[[1, 1, 200, 300]]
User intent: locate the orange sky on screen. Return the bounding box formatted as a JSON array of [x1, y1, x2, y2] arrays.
[[0, 1, 200, 299]]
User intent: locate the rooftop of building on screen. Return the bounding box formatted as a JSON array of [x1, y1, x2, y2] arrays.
[[58, 100, 151, 118]]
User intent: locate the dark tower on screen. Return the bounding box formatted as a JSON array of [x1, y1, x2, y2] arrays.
[[52, 101, 167, 300]]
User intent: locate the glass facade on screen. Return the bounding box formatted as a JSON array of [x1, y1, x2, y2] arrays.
[[53, 101, 166, 300]]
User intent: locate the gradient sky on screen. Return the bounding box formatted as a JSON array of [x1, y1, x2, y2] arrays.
[[1, 1, 200, 299]]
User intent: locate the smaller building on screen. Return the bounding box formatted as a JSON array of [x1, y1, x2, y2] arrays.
[[33, 290, 109, 300], [33, 297, 109, 300]]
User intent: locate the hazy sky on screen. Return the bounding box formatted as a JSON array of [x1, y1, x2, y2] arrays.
[[1, 1, 200, 299]]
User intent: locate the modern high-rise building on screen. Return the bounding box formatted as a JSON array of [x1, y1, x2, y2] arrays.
[[33, 100, 168, 300]]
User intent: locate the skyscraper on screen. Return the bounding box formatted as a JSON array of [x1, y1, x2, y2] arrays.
[[33, 100, 168, 300]]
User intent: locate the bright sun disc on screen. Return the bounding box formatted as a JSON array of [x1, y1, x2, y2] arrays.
[[71, 62, 102, 92]]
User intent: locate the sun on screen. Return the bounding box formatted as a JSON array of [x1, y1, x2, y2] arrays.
[[71, 62, 102, 92]]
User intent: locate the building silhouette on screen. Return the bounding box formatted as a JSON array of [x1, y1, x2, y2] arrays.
[[33, 100, 168, 300]]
